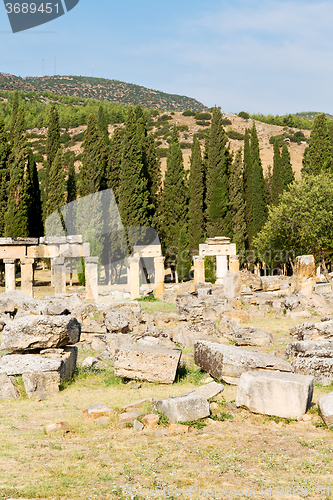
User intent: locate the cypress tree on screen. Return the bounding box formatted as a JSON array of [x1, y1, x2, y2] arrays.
[[205, 106, 231, 238], [249, 159, 267, 245], [281, 144, 294, 189], [79, 114, 107, 197], [264, 165, 273, 206], [45, 104, 60, 180], [176, 225, 191, 282], [271, 139, 283, 206], [229, 148, 246, 252], [67, 153, 77, 203], [118, 108, 150, 231], [45, 149, 65, 219], [97, 105, 109, 145], [0, 121, 11, 236], [160, 126, 187, 252], [106, 127, 123, 201], [26, 150, 43, 237], [9, 91, 19, 144], [243, 128, 251, 229], [143, 134, 161, 227], [188, 136, 204, 253], [302, 113, 332, 175]]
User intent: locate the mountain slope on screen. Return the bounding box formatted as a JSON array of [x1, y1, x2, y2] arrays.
[[0, 73, 207, 111]]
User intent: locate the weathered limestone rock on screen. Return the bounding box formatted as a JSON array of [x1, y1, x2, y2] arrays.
[[0, 371, 19, 399], [153, 312, 178, 328], [0, 346, 77, 382], [180, 381, 224, 400], [223, 309, 250, 324], [39, 293, 84, 316], [105, 333, 134, 357], [118, 411, 143, 427], [142, 413, 159, 428], [134, 419, 144, 432], [0, 290, 37, 314], [283, 294, 301, 311], [176, 294, 204, 320], [194, 340, 291, 385], [46, 422, 70, 434], [285, 340, 333, 359], [114, 345, 181, 384], [104, 311, 130, 333], [123, 398, 152, 412], [168, 329, 196, 348], [82, 357, 100, 368], [218, 316, 241, 333], [261, 277, 281, 292], [230, 327, 274, 347], [290, 319, 333, 341], [82, 403, 114, 422], [22, 371, 61, 397], [318, 393, 333, 427], [0, 315, 81, 352], [291, 357, 333, 386], [236, 371, 314, 419], [154, 395, 210, 423], [91, 335, 108, 352], [294, 255, 316, 296], [224, 273, 242, 299]]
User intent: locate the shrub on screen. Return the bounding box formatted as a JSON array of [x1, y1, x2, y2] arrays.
[[222, 118, 232, 126], [238, 111, 250, 119], [182, 110, 196, 117], [195, 112, 212, 121], [227, 130, 245, 140], [196, 120, 211, 127]]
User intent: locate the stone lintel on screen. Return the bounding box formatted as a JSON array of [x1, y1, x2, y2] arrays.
[[199, 243, 237, 257], [0, 237, 38, 245], [133, 245, 162, 258]]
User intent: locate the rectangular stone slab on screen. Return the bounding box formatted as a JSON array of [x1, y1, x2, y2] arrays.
[[114, 345, 181, 384], [155, 395, 210, 423], [236, 371, 314, 419], [194, 340, 291, 384], [180, 381, 224, 400]]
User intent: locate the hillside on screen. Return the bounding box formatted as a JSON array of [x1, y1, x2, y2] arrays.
[[0, 73, 207, 111]]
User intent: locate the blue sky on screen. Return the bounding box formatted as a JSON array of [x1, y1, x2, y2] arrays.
[[0, 0, 332, 115]]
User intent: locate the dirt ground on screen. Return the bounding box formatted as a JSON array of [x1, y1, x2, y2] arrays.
[[0, 293, 332, 500]]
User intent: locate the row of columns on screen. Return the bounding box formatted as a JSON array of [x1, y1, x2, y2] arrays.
[[129, 256, 165, 300], [193, 255, 239, 284]]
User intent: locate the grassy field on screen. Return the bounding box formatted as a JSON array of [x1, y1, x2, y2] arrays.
[[1, 292, 333, 499]]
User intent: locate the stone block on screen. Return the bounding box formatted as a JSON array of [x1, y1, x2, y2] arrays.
[[194, 340, 291, 385], [123, 398, 152, 412], [290, 319, 333, 341], [154, 395, 210, 423], [46, 422, 70, 434], [82, 403, 114, 422], [0, 315, 81, 352], [22, 371, 61, 397], [285, 340, 333, 359], [105, 333, 134, 357], [180, 381, 224, 400], [114, 345, 181, 384], [318, 393, 333, 427], [118, 411, 143, 427], [104, 311, 130, 333], [134, 420, 144, 432], [91, 335, 108, 352], [224, 273, 242, 299], [224, 309, 250, 324], [236, 371, 314, 419], [141, 414, 159, 428], [230, 327, 274, 347], [0, 371, 19, 399], [291, 357, 333, 386]]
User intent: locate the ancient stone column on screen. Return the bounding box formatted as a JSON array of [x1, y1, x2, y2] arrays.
[[224, 272, 242, 299], [85, 257, 99, 302], [21, 258, 34, 297], [216, 255, 228, 284], [229, 255, 240, 273], [193, 256, 205, 284], [129, 257, 140, 300], [154, 256, 165, 299], [294, 255, 316, 296], [53, 257, 66, 295], [4, 259, 16, 292]]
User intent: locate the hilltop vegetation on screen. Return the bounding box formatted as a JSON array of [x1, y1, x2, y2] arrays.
[[0, 73, 206, 112]]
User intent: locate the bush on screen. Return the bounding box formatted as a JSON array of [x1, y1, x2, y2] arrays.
[[222, 118, 232, 126], [238, 111, 250, 119], [227, 130, 245, 140], [156, 148, 168, 157], [182, 110, 196, 117], [158, 114, 172, 122], [180, 142, 192, 149], [196, 120, 210, 127], [195, 112, 212, 121], [176, 124, 189, 132]]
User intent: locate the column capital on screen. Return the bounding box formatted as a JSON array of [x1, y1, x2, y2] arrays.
[[3, 259, 16, 264]]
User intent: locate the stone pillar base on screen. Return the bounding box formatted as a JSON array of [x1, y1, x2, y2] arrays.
[[21, 258, 34, 297], [4, 259, 16, 292], [85, 257, 99, 301], [54, 257, 66, 295], [154, 256, 165, 299], [193, 256, 205, 284], [129, 257, 140, 300]]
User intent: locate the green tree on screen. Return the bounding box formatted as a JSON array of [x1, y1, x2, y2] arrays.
[[97, 105, 109, 145], [26, 150, 44, 237], [106, 126, 123, 201], [264, 165, 273, 206], [160, 126, 187, 252], [176, 225, 191, 282], [243, 128, 251, 229], [229, 148, 246, 252], [188, 136, 204, 253], [143, 134, 161, 227], [271, 139, 283, 206], [253, 173, 333, 282], [45, 104, 60, 179], [66, 153, 77, 203], [281, 144, 294, 189], [205, 106, 231, 238], [9, 90, 19, 144], [0, 121, 11, 236], [302, 113, 332, 175], [44, 149, 65, 237]]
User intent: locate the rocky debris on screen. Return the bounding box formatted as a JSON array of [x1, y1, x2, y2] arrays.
[[45, 422, 70, 434], [318, 393, 333, 427], [153, 312, 178, 328], [81, 357, 100, 368], [285, 340, 333, 359], [291, 353, 333, 386], [283, 294, 301, 311], [180, 381, 224, 400], [176, 294, 227, 321], [197, 287, 212, 298], [22, 371, 61, 398], [0, 290, 37, 315], [261, 277, 281, 292], [104, 311, 130, 333], [101, 301, 142, 329], [0, 315, 81, 352], [236, 371, 314, 419], [246, 274, 262, 292], [223, 309, 250, 324], [134, 420, 144, 432], [91, 335, 108, 352], [82, 403, 114, 422], [105, 333, 134, 357], [39, 294, 84, 316], [154, 395, 210, 423], [118, 411, 143, 427], [123, 398, 152, 412], [0, 371, 19, 399], [114, 345, 181, 384], [217, 316, 241, 333], [294, 255, 316, 296], [0, 346, 78, 382], [194, 340, 291, 385], [168, 329, 196, 348], [142, 414, 159, 428], [224, 273, 241, 299], [314, 283, 332, 294], [229, 327, 274, 347], [290, 319, 333, 341]]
